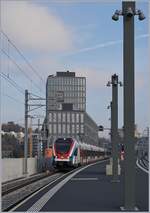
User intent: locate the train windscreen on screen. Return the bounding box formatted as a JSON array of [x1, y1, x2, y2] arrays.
[[55, 138, 73, 153]]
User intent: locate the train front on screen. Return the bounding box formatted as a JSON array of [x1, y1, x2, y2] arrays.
[[53, 138, 74, 168]]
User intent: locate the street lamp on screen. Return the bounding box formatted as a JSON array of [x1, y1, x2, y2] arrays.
[[107, 74, 122, 182], [107, 102, 112, 156], [112, 1, 145, 211], [112, 10, 122, 21], [112, 7, 145, 21]]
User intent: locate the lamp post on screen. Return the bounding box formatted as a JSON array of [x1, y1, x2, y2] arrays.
[[112, 1, 145, 211], [24, 89, 28, 175], [107, 74, 122, 182], [107, 102, 112, 154], [107, 101, 112, 142]]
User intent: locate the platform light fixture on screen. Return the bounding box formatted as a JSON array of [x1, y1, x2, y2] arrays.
[[112, 1, 145, 211], [106, 81, 111, 87], [112, 10, 122, 21], [137, 10, 145, 21], [112, 7, 145, 21], [119, 81, 123, 87]]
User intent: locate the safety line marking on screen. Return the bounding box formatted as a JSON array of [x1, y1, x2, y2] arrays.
[[27, 159, 108, 212], [136, 159, 149, 174], [71, 177, 98, 180], [9, 172, 65, 212]]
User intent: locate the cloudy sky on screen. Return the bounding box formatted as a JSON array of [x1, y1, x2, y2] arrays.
[[1, 0, 149, 134]]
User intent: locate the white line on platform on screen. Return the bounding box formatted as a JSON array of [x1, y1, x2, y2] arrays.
[[27, 159, 108, 212], [71, 177, 98, 181], [136, 159, 149, 174], [9, 173, 65, 212]]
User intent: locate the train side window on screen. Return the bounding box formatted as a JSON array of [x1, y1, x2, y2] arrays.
[[74, 148, 78, 156]]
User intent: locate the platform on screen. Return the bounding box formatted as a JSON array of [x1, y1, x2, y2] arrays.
[[11, 159, 148, 212]]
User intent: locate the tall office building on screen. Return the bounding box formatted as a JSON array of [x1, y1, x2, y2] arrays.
[[45, 71, 98, 148], [46, 71, 86, 111]]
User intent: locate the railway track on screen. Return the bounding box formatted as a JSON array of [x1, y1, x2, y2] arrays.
[[2, 171, 65, 211], [2, 159, 108, 211], [2, 172, 50, 196], [6, 159, 110, 212]]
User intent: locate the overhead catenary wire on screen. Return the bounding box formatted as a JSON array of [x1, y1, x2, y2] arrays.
[[0, 72, 25, 95], [2, 93, 24, 105], [0, 30, 46, 127], [28, 92, 46, 100], [0, 48, 45, 95], [1, 30, 45, 86]]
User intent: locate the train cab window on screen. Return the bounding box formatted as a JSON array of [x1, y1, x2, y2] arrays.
[[74, 148, 78, 156], [55, 138, 72, 153]]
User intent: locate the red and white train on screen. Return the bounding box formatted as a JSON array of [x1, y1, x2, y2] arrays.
[[52, 137, 105, 169]]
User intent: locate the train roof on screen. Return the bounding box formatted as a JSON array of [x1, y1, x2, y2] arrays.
[[78, 142, 104, 152]]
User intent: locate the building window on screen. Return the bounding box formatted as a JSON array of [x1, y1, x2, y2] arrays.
[[49, 124, 52, 134], [81, 124, 84, 133], [67, 124, 70, 134], [58, 113, 61, 122], [62, 113, 66, 122], [49, 113, 52, 122], [74, 104, 78, 110], [83, 78, 86, 86], [75, 79, 78, 86], [72, 78, 74, 85], [67, 113, 70, 123], [76, 113, 79, 123], [58, 124, 61, 134], [80, 113, 84, 123], [53, 113, 57, 122], [77, 78, 80, 86], [72, 124, 75, 134], [63, 124, 66, 134], [72, 113, 75, 123], [53, 124, 56, 134], [76, 124, 79, 133]]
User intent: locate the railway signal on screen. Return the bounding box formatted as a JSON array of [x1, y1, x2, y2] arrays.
[[98, 125, 104, 131]]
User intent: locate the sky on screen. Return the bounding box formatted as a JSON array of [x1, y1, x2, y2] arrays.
[[0, 0, 149, 135]]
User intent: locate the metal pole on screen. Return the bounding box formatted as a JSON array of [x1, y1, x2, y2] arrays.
[[110, 101, 113, 161], [24, 89, 28, 175], [110, 101, 112, 142], [111, 74, 119, 182], [38, 118, 40, 158], [123, 1, 136, 210], [37, 118, 40, 172], [29, 117, 33, 157]]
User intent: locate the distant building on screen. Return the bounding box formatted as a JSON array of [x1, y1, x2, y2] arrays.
[[45, 71, 98, 149], [32, 133, 43, 157], [17, 132, 24, 144], [2, 149, 13, 158], [32, 134, 38, 157], [1, 131, 24, 139]]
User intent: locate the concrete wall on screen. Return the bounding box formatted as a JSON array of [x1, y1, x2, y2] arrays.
[[2, 158, 37, 182]]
